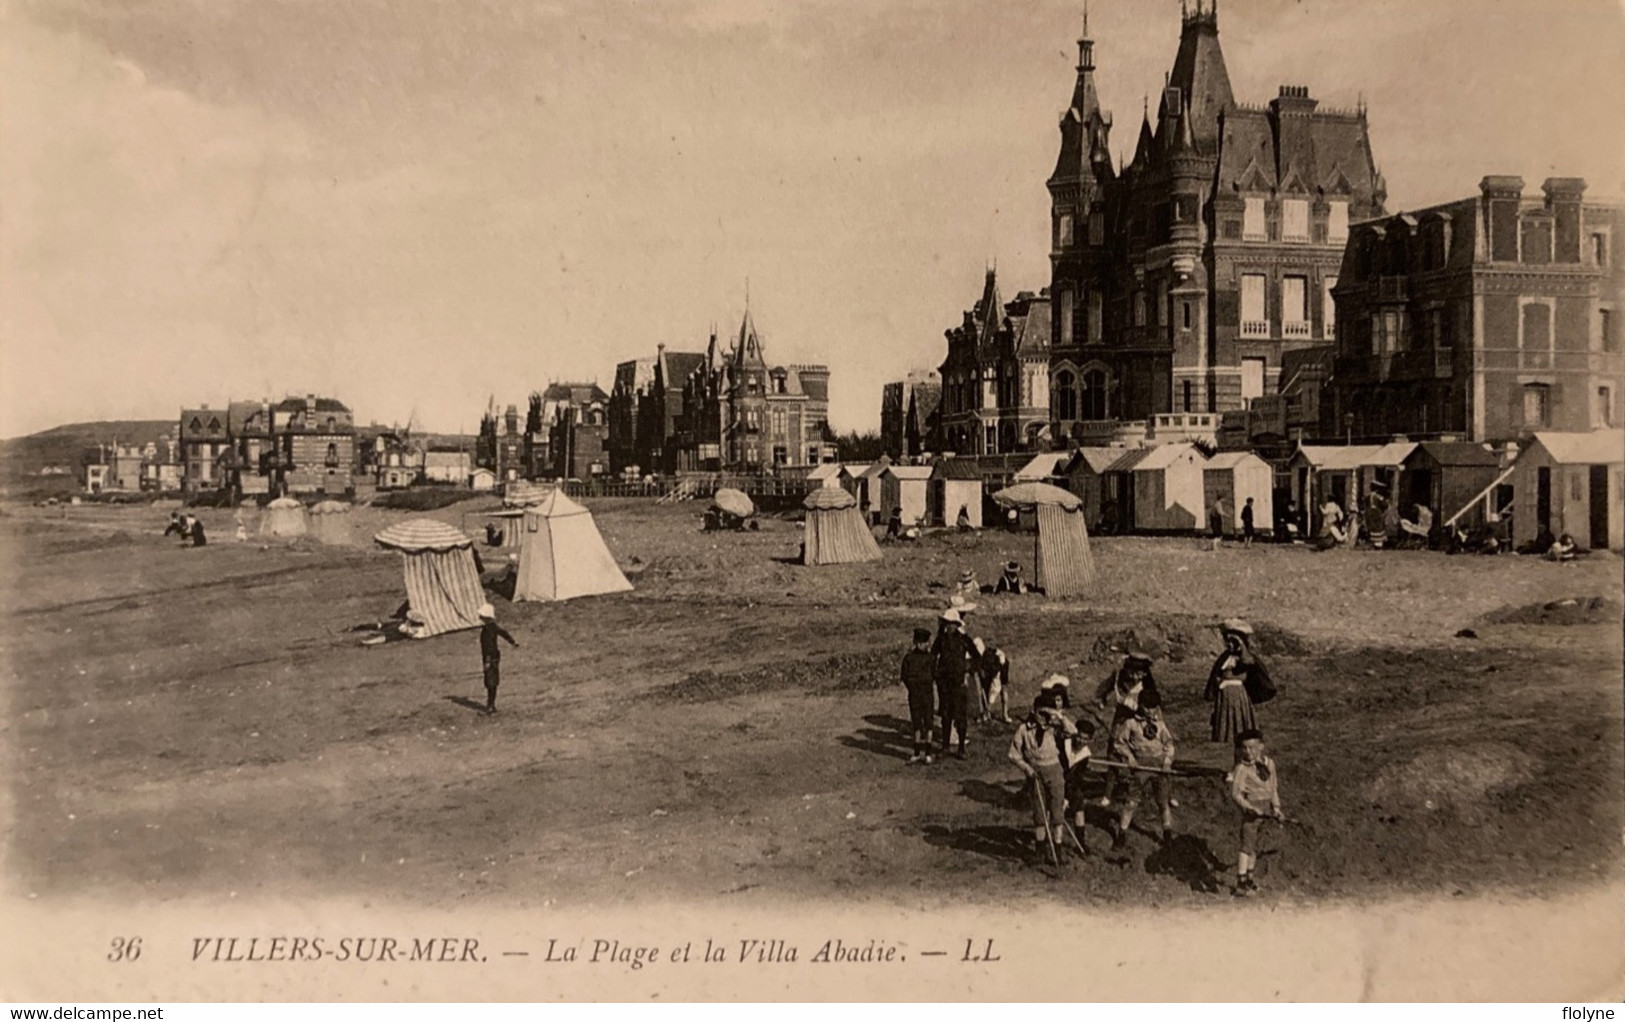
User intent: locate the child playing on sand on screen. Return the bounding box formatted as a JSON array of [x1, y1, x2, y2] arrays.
[[1111, 689, 1176, 848], [1228, 728, 1283, 896]]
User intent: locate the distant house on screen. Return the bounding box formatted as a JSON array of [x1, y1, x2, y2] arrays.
[[272, 395, 356, 496], [470, 468, 497, 492], [179, 406, 230, 492], [424, 447, 472, 484], [84, 463, 111, 494], [227, 401, 274, 495]]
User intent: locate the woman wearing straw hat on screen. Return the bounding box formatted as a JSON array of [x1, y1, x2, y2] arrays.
[[954, 568, 980, 601], [1205, 619, 1260, 744], [932, 608, 976, 758]]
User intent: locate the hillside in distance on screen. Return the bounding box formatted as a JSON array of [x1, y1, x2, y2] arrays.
[[0, 420, 175, 474]]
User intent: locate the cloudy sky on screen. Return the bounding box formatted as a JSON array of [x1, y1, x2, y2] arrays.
[[2, 0, 1621, 437]]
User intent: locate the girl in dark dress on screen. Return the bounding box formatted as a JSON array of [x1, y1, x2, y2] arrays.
[[1205, 620, 1259, 744]]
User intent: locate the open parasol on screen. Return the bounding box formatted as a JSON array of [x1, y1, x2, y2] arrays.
[[991, 482, 1082, 512], [310, 500, 352, 514], [267, 496, 302, 509], [374, 518, 473, 552], [711, 487, 755, 518]]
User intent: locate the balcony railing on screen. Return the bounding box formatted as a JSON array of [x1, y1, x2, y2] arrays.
[[1240, 320, 1272, 339], [1281, 320, 1312, 339]]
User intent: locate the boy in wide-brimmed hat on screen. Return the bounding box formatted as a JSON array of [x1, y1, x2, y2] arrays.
[[477, 603, 519, 714], [1092, 648, 1160, 806], [1009, 689, 1079, 860], [993, 560, 1030, 595]]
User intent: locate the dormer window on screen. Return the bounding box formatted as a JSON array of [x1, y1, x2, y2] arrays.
[[1243, 198, 1266, 241], [1327, 201, 1349, 243], [1282, 199, 1309, 243]]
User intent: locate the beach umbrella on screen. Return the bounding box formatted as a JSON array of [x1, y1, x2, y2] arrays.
[[711, 487, 755, 518], [267, 496, 302, 509], [990, 482, 1082, 512], [374, 518, 473, 553]]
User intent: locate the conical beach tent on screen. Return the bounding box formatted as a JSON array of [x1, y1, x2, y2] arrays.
[[260, 496, 308, 538], [374, 518, 484, 636], [513, 489, 633, 602], [992, 482, 1095, 597], [308, 500, 353, 545], [802, 486, 882, 565]]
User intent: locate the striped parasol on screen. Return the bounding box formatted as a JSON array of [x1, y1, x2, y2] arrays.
[[374, 518, 473, 552], [991, 482, 1081, 511], [803, 486, 856, 510]]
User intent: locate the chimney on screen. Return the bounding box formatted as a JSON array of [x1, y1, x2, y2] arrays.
[[1480, 176, 1524, 262], [1542, 177, 1586, 264]]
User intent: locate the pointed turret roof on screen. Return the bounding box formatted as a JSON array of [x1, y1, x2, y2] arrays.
[[734, 308, 767, 368], [1132, 103, 1155, 167], [973, 268, 1003, 347], [1166, 0, 1233, 149], [1049, 13, 1112, 190]]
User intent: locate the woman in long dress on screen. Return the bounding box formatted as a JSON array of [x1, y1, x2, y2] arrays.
[[1205, 620, 1259, 744]]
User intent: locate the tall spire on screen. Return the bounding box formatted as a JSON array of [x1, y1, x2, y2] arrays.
[[1051, 8, 1109, 189], [1077, 3, 1093, 71]]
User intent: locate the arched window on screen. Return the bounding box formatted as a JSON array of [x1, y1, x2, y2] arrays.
[[1082, 369, 1109, 421], [1054, 370, 1077, 421], [324, 442, 339, 467]]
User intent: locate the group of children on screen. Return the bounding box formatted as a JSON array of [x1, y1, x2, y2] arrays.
[[900, 607, 1289, 896]]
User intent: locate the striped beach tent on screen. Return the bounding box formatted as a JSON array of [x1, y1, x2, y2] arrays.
[[481, 508, 526, 548], [992, 483, 1095, 597], [373, 519, 483, 637], [802, 486, 882, 566]]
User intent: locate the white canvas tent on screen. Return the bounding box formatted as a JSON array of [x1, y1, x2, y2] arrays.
[[259, 496, 308, 538], [513, 489, 633, 602], [308, 500, 354, 545]]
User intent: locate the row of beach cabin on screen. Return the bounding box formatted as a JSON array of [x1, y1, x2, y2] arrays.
[[803, 428, 1622, 550]]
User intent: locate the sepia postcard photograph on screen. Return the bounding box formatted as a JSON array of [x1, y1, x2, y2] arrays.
[[1, 0, 1622, 1005]]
